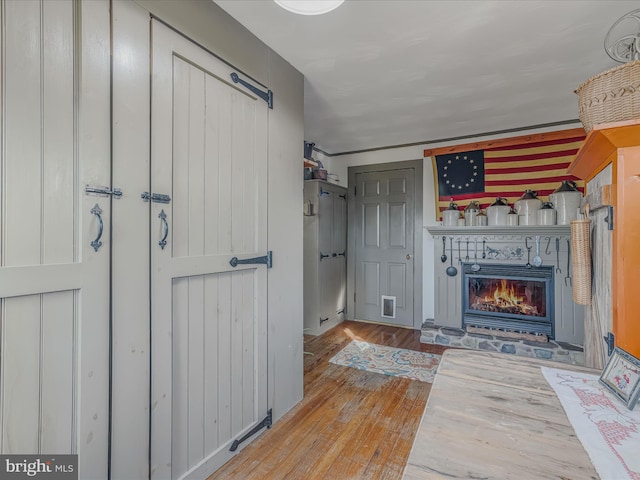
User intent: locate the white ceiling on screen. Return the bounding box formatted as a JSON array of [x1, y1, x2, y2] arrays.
[[215, 0, 639, 155]]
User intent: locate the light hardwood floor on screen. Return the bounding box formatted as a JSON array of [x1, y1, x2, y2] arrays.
[[208, 320, 447, 480]]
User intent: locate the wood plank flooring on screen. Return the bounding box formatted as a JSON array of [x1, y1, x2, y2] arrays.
[[207, 320, 447, 480]]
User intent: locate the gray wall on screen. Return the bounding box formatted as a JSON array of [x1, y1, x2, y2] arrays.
[[135, 0, 269, 83], [320, 124, 583, 325], [265, 49, 305, 419]]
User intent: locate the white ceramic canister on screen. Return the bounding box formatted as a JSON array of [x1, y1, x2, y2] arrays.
[[457, 217, 466, 226], [476, 210, 488, 226], [464, 201, 480, 226], [486, 197, 510, 225], [442, 199, 460, 226], [514, 190, 542, 225], [537, 202, 556, 225], [518, 214, 537, 225], [507, 209, 519, 226], [549, 180, 582, 225]]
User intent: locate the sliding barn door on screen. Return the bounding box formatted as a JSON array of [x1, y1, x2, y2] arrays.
[[0, 0, 110, 477], [150, 21, 269, 480]]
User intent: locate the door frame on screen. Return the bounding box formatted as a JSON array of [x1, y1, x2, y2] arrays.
[[347, 160, 423, 329]]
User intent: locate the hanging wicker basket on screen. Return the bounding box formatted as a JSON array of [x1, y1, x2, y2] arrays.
[[571, 219, 592, 305], [575, 60, 640, 132]]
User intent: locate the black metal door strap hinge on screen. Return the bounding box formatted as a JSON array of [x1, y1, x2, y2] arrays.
[[229, 409, 272, 452], [604, 205, 614, 231], [604, 332, 615, 356], [229, 251, 272, 268], [230, 72, 273, 109], [588, 204, 614, 231]]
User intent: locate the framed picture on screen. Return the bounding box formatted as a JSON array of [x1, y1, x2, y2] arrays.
[[599, 347, 640, 410]]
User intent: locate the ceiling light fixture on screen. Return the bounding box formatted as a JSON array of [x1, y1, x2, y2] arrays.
[[274, 0, 344, 16], [605, 8, 640, 62]]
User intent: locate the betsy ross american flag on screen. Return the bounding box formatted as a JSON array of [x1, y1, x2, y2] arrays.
[[433, 134, 585, 215]]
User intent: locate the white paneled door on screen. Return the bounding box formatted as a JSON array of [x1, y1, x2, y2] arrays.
[[0, 0, 111, 478], [150, 21, 269, 480]]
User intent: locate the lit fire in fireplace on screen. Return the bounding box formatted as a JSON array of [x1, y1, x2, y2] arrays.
[[471, 279, 541, 317]]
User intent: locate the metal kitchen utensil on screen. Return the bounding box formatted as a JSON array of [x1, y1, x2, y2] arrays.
[[458, 239, 462, 264], [471, 238, 481, 272], [555, 237, 561, 273], [565, 238, 572, 286], [525, 237, 532, 268], [545, 236, 552, 255], [465, 240, 469, 261], [441, 236, 447, 263], [446, 237, 458, 277], [482, 239, 486, 259], [533, 235, 543, 267]]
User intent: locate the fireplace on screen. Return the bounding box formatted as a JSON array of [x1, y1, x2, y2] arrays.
[[462, 263, 554, 338]]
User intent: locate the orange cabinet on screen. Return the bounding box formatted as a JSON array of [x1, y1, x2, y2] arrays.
[[569, 119, 640, 358]]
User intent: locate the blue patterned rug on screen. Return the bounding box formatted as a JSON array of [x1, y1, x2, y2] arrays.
[[329, 340, 441, 383]]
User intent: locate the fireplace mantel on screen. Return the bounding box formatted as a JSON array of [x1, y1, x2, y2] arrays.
[[425, 225, 571, 237]]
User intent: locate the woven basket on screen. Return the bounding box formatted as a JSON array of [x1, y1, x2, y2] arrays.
[[571, 219, 591, 305], [575, 60, 640, 132]]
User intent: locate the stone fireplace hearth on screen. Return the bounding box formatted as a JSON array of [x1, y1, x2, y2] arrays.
[[421, 323, 584, 365], [426, 225, 585, 364]]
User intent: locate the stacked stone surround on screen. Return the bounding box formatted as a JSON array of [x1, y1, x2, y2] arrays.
[[421, 324, 584, 366]]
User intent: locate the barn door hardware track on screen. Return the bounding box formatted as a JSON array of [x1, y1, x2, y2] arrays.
[[229, 409, 272, 452], [230, 72, 273, 109]]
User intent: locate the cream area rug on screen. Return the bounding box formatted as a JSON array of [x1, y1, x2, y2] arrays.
[[329, 340, 441, 383], [541, 366, 640, 480]]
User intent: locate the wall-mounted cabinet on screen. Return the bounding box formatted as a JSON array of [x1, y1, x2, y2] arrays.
[[568, 119, 640, 359], [304, 180, 347, 335]]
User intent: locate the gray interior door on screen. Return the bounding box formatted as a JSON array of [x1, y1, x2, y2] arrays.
[[0, 1, 111, 477], [318, 189, 334, 324], [354, 169, 414, 326], [150, 20, 269, 479], [332, 191, 347, 319], [318, 186, 347, 325]]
